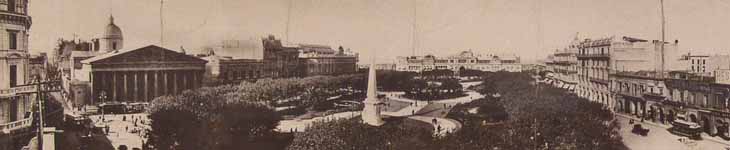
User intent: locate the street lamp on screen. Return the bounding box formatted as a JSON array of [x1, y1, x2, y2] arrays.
[[99, 91, 108, 120]]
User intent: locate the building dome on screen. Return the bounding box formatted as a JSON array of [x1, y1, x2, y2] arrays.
[[103, 15, 123, 40], [100, 15, 124, 51]]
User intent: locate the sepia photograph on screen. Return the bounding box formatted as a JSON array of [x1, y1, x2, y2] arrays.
[[1, 0, 730, 149]]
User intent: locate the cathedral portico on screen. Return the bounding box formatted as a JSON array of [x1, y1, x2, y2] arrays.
[[82, 45, 206, 105]]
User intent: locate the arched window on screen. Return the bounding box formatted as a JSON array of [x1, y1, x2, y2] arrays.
[[112, 42, 117, 50]]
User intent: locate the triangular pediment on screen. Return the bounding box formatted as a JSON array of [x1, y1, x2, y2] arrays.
[[86, 45, 207, 64]]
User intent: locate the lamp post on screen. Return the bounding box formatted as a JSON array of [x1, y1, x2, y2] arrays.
[[99, 91, 108, 120]]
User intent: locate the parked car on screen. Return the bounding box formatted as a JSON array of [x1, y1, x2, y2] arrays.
[[632, 124, 650, 136]]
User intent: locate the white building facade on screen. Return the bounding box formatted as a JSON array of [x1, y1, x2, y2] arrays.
[[0, 0, 33, 128], [395, 51, 522, 73], [575, 36, 682, 109]]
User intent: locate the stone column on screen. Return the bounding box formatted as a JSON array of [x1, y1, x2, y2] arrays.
[[163, 71, 169, 95], [123, 72, 128, 102], [152, 71, 160, 97], [133, 71, 139, 102], [112, 72, 117, 102], [172, 71, 178, 94], [182, 73, 188, 91], [144, 71, 149, 102]]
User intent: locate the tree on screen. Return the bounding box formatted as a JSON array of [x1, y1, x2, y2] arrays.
[[287, 119, 434, 150], [148, 86, 281, 150]]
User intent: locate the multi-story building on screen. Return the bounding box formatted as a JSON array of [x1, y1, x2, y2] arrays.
[[610, 71, 668, 123], [202, 35, 358, 84], [575, 36, 681, 108], [679, 53, 730, 77], [395, 50, 522, 73], [358, 63, 396, 71], [545, 37, 580, 90], [52, 15, 126, 107], [663, 71, 730, 137], [299, 45, 358, 76], [0, 0, 32, 128], [28, 53, 48, 81]]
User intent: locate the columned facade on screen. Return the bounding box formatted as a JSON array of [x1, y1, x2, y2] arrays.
[[82, 45, 207, 104]]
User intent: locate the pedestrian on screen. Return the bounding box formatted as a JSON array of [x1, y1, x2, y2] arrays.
[[412, 110, 415, 115]]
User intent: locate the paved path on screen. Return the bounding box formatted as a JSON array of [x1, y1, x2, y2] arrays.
[[275, 81, 485, 136], [381, 81, 485, 136], [89, 113, 150, 150], [616, 114, 730, 150], [276, 111, 361, 133]]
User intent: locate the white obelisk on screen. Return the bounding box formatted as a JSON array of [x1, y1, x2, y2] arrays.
[[362, 57, 385, 126]]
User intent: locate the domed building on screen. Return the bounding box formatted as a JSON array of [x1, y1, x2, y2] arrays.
[[100, 15, 124, 51]]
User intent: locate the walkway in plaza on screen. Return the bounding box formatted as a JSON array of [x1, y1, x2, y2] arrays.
[[275, 81, 485, 136], [276, 111, 362, 133]]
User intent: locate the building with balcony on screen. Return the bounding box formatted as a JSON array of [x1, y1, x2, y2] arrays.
[[610, 71, 668, 123], [0, 0, 32, 129], [395, 50, 521, 73], [575, 36, 681, 108], [544, 37, 580, 90], [663, 71, 730, 138]]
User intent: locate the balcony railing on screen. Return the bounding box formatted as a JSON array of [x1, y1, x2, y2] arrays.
[[589, 77, 610, 85], [0, 118, 32, 134], [576, 53, 610, 60]]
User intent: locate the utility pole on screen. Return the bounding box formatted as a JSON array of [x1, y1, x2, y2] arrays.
[[660, 0, 666, 78], [286, 0, 292, 43], [411, 0, 417, 56], [160, 0, 165, 47], [35, 77, 44, 150]]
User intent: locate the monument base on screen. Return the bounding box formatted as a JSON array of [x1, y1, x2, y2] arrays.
[[362, 101, 385, 126]]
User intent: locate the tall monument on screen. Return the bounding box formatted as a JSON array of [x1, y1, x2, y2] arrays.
[[362, 62, 385, 126]]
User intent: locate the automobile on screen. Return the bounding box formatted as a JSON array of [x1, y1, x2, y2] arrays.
[[669, 119, 702, 140], [631, 124, 650, 136]]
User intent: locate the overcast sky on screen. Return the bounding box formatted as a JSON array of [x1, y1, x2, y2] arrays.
[[28, 0, 730, 63]]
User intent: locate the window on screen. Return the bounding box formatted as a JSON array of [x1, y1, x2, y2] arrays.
[[8, 0, 15, 12], [9, 65, 17, 87], [8, 30, 17, 50], [112, 42, 117, 50]]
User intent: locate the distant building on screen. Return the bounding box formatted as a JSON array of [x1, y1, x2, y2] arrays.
[[201, 35, 358, 84], [395, 50, 522, 73], [717, 69, 730, 84], [299, 45, 358, 76], [678, 54, 730, 77], [52, 15, 127, 107], [544, 36, 580, 91], [28, 53, 48, 80]]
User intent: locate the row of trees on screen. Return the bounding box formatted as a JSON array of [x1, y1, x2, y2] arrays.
[[402, 78, 464, 100]]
